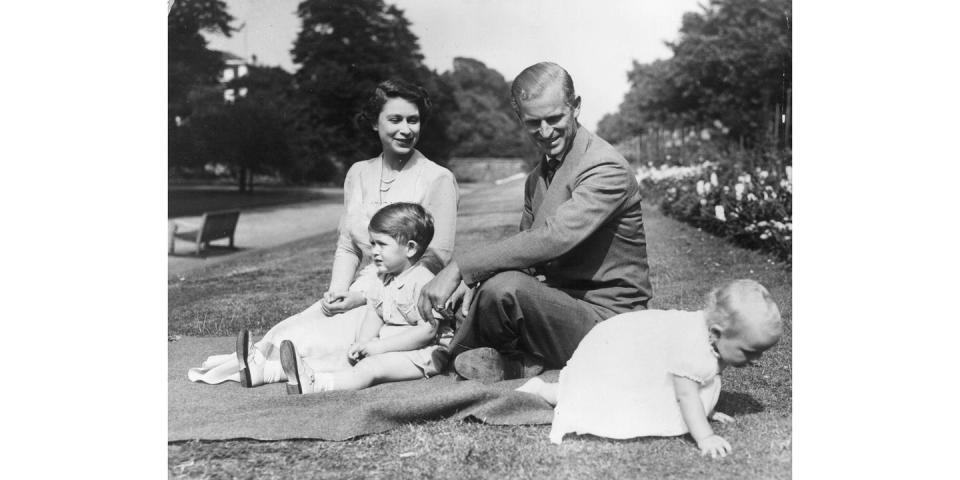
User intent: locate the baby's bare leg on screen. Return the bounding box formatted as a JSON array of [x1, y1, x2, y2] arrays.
[[516, 377, 559, 405], [327, 352, 424, 391]]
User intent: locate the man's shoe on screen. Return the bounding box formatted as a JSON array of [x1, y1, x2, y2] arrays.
[[236, 329, 252, 387], [454, 348, 546, 382], [279, 340, 303, 395], [506, 351, 546, 380]]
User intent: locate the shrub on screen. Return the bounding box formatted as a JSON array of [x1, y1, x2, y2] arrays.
[[638, 152, 792, 261]]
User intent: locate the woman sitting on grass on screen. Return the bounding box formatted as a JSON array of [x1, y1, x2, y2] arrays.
[[188, 79, 459, 387], [516, 279, 783, 459], [281, 202, 452, 393]]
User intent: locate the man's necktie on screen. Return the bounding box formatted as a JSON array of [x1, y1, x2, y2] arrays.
[[545, 157, 560, 186]]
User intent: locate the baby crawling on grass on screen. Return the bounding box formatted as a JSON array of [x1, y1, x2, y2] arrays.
[[280, 202, 452, 394], [517, 279, 782, 458]]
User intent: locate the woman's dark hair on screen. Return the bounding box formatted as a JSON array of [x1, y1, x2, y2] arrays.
[[357, 79, 433, 129], [368, 202, 435, 260]]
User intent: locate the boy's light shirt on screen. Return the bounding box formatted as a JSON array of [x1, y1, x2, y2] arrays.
[[371, 264, 443, 326]]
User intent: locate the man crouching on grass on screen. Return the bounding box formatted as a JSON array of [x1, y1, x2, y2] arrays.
[[418, 62, 653, 381]]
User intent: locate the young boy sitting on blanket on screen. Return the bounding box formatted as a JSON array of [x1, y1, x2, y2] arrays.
[[515, 279, 783, 459], [280, 202, 453, 394]]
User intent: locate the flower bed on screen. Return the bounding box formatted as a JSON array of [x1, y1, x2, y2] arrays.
[[637, 159, 792, 261]]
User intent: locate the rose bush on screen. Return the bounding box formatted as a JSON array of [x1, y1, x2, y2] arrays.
[[637, 153, 792, 261]]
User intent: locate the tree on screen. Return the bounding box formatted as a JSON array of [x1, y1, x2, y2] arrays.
[[440, 57, 532, 158], [189, 99, 294, 192], [291, 0, 453, 176], [168, 0, 234, 120], [602, 0, 791, 150], [667, 0, 791, 147]]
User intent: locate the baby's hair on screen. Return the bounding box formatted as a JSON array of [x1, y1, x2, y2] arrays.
[[705, 279, 783, 339], [368, 202, 435, 260]]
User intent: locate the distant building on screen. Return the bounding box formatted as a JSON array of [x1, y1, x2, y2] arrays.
[[218, 51, 249, 104]]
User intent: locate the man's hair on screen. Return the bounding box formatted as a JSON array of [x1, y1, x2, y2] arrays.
[[705, 279, 782, 338], [357, 79, 433, 129], [368, 202, 435, 260], [510, 62, 577, 114]]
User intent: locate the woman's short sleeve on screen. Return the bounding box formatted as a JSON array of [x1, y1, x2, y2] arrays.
[[665, 319, 718, 385], [419, 168, 459, 268], [335, 162, 364, 260]]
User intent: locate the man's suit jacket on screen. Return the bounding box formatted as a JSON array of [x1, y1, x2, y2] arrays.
[[459, 125, 652, 316]]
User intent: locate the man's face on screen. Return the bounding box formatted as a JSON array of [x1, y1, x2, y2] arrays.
[[516, 82, 580, 158]]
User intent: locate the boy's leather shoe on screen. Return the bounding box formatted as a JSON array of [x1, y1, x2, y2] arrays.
[[236, 329, 252, 387], [279, 340, 303, 395]]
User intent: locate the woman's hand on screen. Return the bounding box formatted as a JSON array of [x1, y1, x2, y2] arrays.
[[697, 434, 732, 459], [322, 290, 366, 315]]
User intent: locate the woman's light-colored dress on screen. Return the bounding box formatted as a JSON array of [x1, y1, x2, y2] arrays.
[[549, 310, 722, 444], [188, 151, 459, 384]]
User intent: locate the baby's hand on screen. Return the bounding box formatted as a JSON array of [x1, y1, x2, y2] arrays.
[[697, 434, 732, 459]]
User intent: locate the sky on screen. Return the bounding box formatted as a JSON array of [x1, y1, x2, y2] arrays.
[[204, 0, 704, 131]]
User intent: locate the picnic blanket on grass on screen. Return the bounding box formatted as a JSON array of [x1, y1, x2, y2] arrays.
[[169, 336, 557, 441]]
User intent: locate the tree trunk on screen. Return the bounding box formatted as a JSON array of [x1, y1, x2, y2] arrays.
[[238, 167, 247, 192]]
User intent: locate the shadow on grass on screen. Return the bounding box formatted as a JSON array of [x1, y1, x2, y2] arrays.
[[715, 390, 764, 416], [168, 246, 245, 259]]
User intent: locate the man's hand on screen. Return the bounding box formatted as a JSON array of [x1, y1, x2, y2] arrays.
[[321, 290, 365, 316], [697, 434, 732, 459], [418, 262, 463, 322], [444, 281, 474, 317]]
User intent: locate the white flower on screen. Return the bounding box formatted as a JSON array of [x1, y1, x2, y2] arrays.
[[785, 222, 792, 230], [703, 182, 712, 194], [735, 183, 745, 201], [696, 180, 706, 196], [700, 198, 708, 206], [785, 166, 792, 183], [760, 232, 770, 240], [773, 221, 785, 230], [715, 205, 726, 221], [759, 170, 769, 180], [743, 173, 751, 184], [758, 221, 769, 227], [745, 224, 757, 232], [710, 172, 719, 187], [747, 193, 758, 202]]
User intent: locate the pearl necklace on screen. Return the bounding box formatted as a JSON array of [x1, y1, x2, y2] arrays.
[[379, 154, 407, 203]]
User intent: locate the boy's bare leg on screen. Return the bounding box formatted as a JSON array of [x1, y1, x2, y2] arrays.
[[324, 352, 424, 391]]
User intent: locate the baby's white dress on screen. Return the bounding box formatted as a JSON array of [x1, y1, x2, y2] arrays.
[[549, 310, 722, 444]]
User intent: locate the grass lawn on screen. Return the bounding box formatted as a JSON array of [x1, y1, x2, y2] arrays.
[[169, 181, 792, 479], [168, 186, 340, 218]]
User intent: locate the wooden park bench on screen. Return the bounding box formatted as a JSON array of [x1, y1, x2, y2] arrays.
[[168, 210, 241, 256]]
